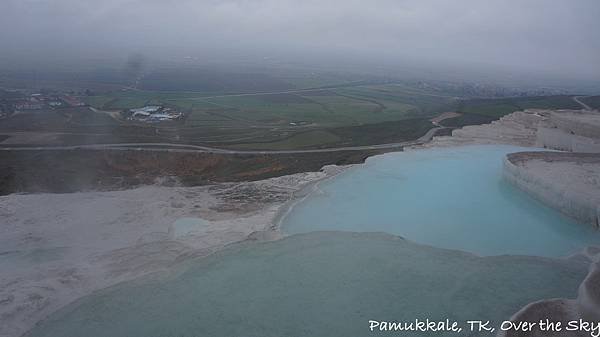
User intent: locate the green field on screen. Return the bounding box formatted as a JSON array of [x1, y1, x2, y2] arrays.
[[232, 130, 342, 150], [581, 96, 600, 110], [459, 95, 580, 116], [84, 83, 457, 128], [77, 84, 453, 149], [24, 83, 588, 150], [441, 95, 582, 127], [4, 63, 593, 151]]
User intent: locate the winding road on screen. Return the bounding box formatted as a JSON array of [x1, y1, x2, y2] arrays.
[[0, 126, 445, 154], [0, 110, 461, 154], [573, 96, 592, 111]]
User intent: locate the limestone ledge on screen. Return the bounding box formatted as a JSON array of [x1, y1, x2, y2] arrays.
[[503, 152, 600, 227]]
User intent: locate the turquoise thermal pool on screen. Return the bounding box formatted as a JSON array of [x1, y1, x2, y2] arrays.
[[282, 145, 600, 257], [24, 232, 588, 337], [22, 145, 600, 337]]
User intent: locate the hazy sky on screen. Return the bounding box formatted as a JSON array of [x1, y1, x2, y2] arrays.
[[2, 0, 599, 80]]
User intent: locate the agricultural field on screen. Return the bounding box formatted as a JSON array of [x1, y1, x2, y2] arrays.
[[2, 66, 588, 151], [84, 82, 458, 127], [73, 82, 460, 149], [581, 96, 600, 110], [441, 95, 583, 127], [76, 87, 588, 150], [232, 130, 342, 150]]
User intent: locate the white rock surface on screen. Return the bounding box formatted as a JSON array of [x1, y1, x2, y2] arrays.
[[500, 250, 600, 337], [503, 153, 600, 227], [422, 109, 600, 151], [0, 170, 333, 337]]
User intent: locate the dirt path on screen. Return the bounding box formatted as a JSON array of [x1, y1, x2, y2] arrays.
[[573, 96, 592, 111], [430, 112, 461, 126]]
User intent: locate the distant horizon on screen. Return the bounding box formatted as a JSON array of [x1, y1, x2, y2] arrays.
[[2, 0, 599, 88], [1, 52, 599, 95]]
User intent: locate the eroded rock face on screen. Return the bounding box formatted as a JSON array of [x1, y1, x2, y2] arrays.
[[500, 299, 585, 337], [536, 127, 600, 153], [424, 110, 541, 148], [500, 251, 600, 337], [579, 263, 600, 319], [503, 152, 600, 227], [425, 109, 600, 152], [535, 111, 600, 153]]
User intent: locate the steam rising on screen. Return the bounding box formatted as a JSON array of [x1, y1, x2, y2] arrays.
[[123, 53, 146, 87]]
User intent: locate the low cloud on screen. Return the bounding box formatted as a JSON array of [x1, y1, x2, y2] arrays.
[[1, 0, 599, 80]]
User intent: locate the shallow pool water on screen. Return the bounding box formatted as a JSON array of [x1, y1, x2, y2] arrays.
[[282, 145, 600, 257], [170, 217, 209, 238], [22, 145, 600, 337], [24, 232, 588, 337]]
